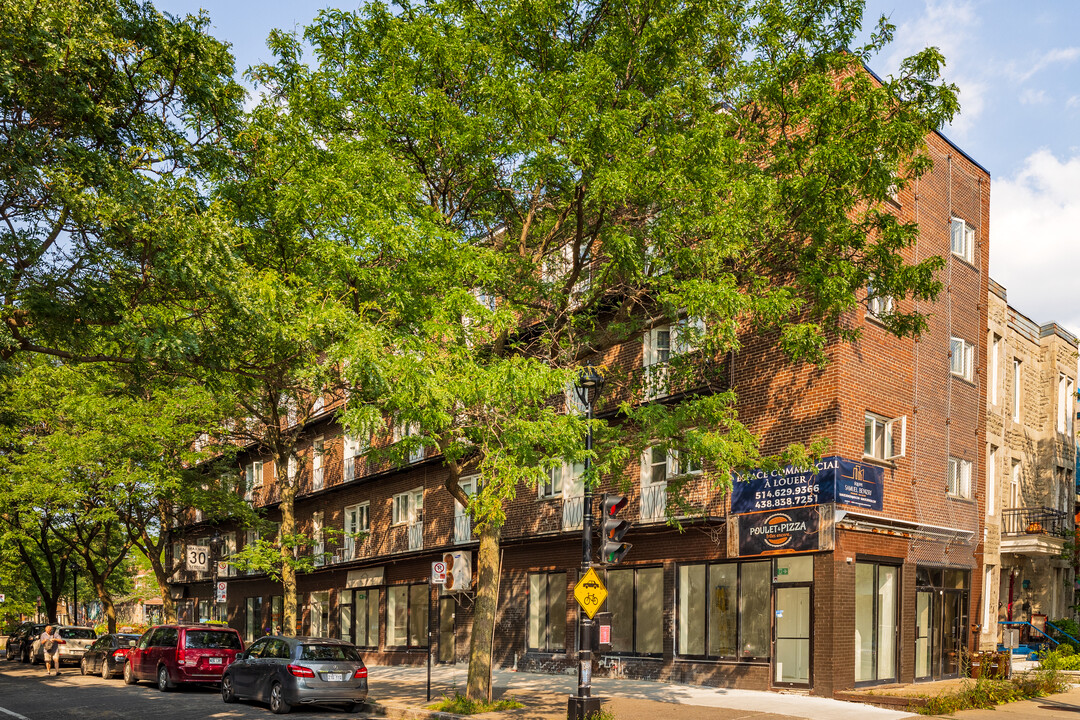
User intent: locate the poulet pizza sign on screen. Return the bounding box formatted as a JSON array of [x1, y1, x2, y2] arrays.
[[737, 506, 821, 556]]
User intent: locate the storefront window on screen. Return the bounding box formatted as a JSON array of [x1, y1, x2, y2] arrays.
[[855, 562, 898, 683], [245, 597, 263, 642], [387, 584, 428, 647], [528, 572, 567, 651], [678, 560, 770, 659], [607, 567, 662, 655]]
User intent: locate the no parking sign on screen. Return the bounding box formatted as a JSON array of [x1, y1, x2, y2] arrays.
[[431, 561, 447, 584]]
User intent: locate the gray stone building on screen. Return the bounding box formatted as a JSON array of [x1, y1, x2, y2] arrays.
[[982, 279, 1077, 651]]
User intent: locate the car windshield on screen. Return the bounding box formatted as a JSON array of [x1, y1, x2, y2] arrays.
[[59, 628, 95, 639], [299, 644, 361, 662], [184, 630, 241, 650]]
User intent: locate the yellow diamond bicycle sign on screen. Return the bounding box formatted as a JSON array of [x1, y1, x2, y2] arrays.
[[573, 568, 607, 619]]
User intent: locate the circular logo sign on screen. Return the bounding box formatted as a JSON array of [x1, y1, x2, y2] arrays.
[[764, 513, 794, 548]]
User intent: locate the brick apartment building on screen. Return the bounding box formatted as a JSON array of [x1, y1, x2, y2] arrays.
[[167, 129, 991, 696], [982, 280, 1077, 651]]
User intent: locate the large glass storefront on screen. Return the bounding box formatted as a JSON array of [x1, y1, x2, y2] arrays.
[[915, 567, 970, 681], [855, 562, 899, 684]]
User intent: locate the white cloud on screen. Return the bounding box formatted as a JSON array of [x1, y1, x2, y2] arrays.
[[1067, 95, 1080, 108], [1006, 47, 1080, 82], [991, 149, 1080, 335], [1018, 88, 1048, 105]]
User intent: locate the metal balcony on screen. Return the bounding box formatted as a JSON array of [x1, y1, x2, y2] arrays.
[[1001, 507, 1069, 537], [641, 483, 667, 522]]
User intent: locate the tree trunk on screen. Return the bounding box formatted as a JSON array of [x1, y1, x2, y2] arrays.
[[43, 596, 58, 624], [279, 459, 298, 637], [144, 549, 177, 622], [466, 523, 502, 701], [93, 578, 118, 633]]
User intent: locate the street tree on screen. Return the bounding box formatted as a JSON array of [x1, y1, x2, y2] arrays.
[[0, 0, 244, 367], [272, 0, 960, 699]]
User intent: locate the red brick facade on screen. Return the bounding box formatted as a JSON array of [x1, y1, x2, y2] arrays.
[[171, 130, 990, 697]]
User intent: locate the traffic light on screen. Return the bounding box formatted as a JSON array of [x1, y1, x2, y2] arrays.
[[600, 494, 631, 565]]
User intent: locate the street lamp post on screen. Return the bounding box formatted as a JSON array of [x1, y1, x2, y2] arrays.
[[568, 365, 604, 720], [210, 531, 224, 623]]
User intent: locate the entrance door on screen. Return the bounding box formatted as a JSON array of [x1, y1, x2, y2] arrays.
[[773, 585, 811, 686], [438, 597, 455, 663], [915, 588, 967, 680]]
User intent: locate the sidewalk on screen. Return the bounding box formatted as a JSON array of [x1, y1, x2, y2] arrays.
[[366, 665, 921, 720]]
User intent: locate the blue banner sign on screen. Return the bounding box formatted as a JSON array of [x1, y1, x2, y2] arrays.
[[731, 455, 883, 513]]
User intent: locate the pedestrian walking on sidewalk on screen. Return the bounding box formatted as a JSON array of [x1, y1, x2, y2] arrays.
[[39, 625, 63, 676]]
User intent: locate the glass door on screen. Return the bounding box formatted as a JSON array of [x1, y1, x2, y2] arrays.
[[773, 585, 811, 686], [941, 590, 964, 678], [915, 591, 932, 680], [439, 597, 455, 663]]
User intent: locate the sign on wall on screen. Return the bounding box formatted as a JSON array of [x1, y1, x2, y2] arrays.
[[737, 506, 822, 556], [730, 455, 883, 513]]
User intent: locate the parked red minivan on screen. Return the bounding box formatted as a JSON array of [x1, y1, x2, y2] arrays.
[[124, 624, 244, 691]]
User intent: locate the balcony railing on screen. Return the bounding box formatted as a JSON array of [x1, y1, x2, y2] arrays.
[[344, 456, 355, 483], [563, 496, 584, 531], [407, 522, 424, 551], [594, 356, 727, 415], [454, 514, 472, 544], [641, 483, 667, 522], [1002, 507, 1070, 537]]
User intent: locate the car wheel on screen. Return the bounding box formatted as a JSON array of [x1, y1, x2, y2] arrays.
[[80, 658, 88, 675], [269, 682, 291, 714], [157, 665, 174, 692], [123, 661, 137, 685], [102, 660, 112, 680], [220, 674, 236, 703]]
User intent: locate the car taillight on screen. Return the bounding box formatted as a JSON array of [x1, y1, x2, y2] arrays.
[[354, 667, 367, 679], [111, 649, 129, 659], [175, 649, 186, 665], [287, 664, 316, 678]]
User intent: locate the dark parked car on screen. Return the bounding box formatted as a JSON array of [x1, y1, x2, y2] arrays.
[[80, 633, 141, 678], [220, 636, 368, 714], [124, 624, 244, 690], [5, 623, 46, 663]]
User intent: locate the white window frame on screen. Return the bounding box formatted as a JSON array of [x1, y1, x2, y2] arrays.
[[990, 334, 1001, 405], [344, 502, 369, 558], [392, 487, 424, 526], [1012, 358, 1022, 422], [950, 337, 974, 381], [244, 461, 263, 502], [947, 457, 972, 499], [1057, 374, 1073, 435], [864, 413, 907, 461], [539, 464, 563, 499], [313, 436, 325, 491], [866, 280, 894, 318], [987, 445, 997, 517], [539, 460, 584, 500], [394, 421, 424, 464], [640, 446, 702, 486], [950, 216, 975, 263], [1010, 459, 1021, 509], [312, 511, 324, 566]]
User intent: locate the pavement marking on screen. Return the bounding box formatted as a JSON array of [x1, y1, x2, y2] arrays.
[[0, 705, 30, 720]]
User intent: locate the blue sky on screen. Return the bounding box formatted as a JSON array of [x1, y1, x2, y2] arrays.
[[161, 0, 1080, 334]]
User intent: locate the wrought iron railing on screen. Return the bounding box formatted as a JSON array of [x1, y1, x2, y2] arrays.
[[1001, 507, 1070, 537]]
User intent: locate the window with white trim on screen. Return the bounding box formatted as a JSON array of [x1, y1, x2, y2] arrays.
[[244, 461, 263, 502], [641, 446, 702, 485], [1012, 359, 1022, 422], [987, 445, 997, 517], [1057, 374, 1074, 434], [866, 281, 894, 318], [863, 413, 906, 461], [312, 511, 324, 566], [312, 436, 325, 491], [344, 502, 368, 558], [950, 337, 974, 381], [950, 217, 975, 263], [990, 334, 1001, 405], [1009, 459, 1020, 508], [394, 421, 424, 464], [643, 317, 704, 398], [947, 457, 972, 498], [392, 487, 424, 526], [538, 460, 583, 500]]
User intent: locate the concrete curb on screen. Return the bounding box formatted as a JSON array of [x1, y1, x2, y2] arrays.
[[361, 700, 470, 720]]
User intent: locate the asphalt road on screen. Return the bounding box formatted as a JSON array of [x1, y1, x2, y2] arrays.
[[0, 659, 375, 720]]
